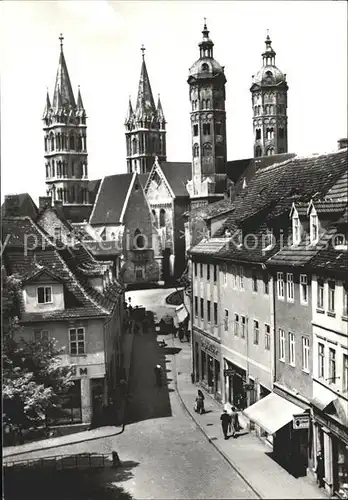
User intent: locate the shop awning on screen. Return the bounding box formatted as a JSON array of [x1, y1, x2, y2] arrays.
[[243, 392, 305, 435], [176, 304, 188, 324]]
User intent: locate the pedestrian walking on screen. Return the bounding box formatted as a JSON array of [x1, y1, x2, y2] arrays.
[[220, 409, 231, 440], [230, 406, 240, 437], [315, 451, 325, 488], [154, 364, 162, 387]]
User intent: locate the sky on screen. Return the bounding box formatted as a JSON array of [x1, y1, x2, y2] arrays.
[[1, 0, 347, 204]]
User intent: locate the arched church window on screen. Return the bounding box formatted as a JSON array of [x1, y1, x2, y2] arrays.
[[256, 129, 261, 140], [269, 105, 274, 114], [51, 160, 55, 177], [78, 136, 82, 151], [45, 164, 49, 178], [266, 147, 275, 156], [193, 144, 199, 157], [132, 137, 138, 155], [201, 99, 206, 110], [152, 210, 157, 227], [201, 63, 209, 72], [69, 133, 75, 150], [193, 124, 198, 136], [206, 99, 211, 109], [202, 143, 212, 157], [203, 123, 211, 135], [44, 137, 48, 152], [255, 146, 262, 157], [134, 228, 146, 249], [50, 134, 55, 151], [159, 209, 166, 228]]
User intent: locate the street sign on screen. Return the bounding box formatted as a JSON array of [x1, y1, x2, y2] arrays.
[[293, 413, 310, 430], [224, 369, 235, 377]]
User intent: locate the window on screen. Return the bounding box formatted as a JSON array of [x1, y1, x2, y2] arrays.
[[54, 227, 62, 241], [329, 348, 336, 384], [277, 272, 284, 299], [203, 123, 211, 135], [252, 273, 258, 292], [134, 229, 146, 249], [135, 265, 144, 279], [287, 273, 294, 302], [289, 332, 295, 366], [201, 62, 209, 71], [69, 327, 85, 355], [293, 216, 300, 245], [193, 124, 198, 136], [194, 296, 198, 317], [263, 275, 269, 295], [232, 266, 237, 289], [255, 128, 261, 140], [207, 300, 211, 322], [343, 354, 348, 393], [334, 234, 347, 248], [279, 329, 285, 361], [213, 265, 217, 283], [207, 265, 210, 281], [300, 275, 308, 305], [265, 324, 271, 350], [302, 337, 310, 372], [239, 266, 244, 290], [317, 279, 324, 309], [34, 330, 49, 342], [200, 298, 204, 320], [37, 286, 52, 304], [241, 316, 246, 338], [310, 213, 318, 243], [194, 262, 197, 277], [234, 314, 239, 336], [159, 208, 166, 228], [253, 320, 260, 345], [213, 302, 218, 326], [224, 309, 229, 331], [193, 144, 199, 157], [318, 343, 325, 378], [343, 283, 348, 317], [200, 263, 203, 278], [328, 280, 335, 312]]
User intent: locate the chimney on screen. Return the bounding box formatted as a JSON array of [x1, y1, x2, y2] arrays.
[[4, 195, 20, 217], [338, 138, 348, 150], [39, 196, 52, 211]]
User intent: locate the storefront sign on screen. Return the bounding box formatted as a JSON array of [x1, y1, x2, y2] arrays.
[[201, 339, 219, 357], [293, 413, 310, 430], [71, 366, 88, 377], [224, 369, 235, 377]]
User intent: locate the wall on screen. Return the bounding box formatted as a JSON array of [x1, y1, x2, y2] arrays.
[[37, 207, 72, 246], [23, 280, 64, 313], [274, 270, 313, 400], [219, 263, 274, 394], [173, 197, 190, 277]]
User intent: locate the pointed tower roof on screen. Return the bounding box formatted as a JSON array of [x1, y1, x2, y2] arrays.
[[156, 94, 166, 123], [77, 86, 84, 109], [134, 45, 156, 121], [43, 88, 52, 118], [125, 96, 134, 125], [52, 34, 76, 109]]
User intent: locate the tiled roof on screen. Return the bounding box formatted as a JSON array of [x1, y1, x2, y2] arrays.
[[310, 224, 348, 274], [138, 173, 150, 189], [225, 153, 295, 184], [189, 238, 230, 255], [267, 228, 337, 267], [188, 198, 235, 220], [89, 173, 134, 225], [89, 179, 102, 203], [1, 193, 38, 219], [325, 170, 348, 201], [3, 217, 123, 322], [311, 201, 348, 214], [159, 162, 191, 197], [217, 149, 347, 234]]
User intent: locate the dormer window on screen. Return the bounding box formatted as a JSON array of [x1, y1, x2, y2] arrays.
[[293, 215, 300, 245], [201, 63, 209, 72], [310, 210, 319, 243], [37, 286, 52, 304], [333, 233, 347, 249]]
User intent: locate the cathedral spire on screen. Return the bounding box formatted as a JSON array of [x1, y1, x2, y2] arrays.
[[43, 88, 51, 119], [262, 30, 276, 66], [125, 96, 134, 125], [52, 34, 76, 109], [77, 85, 84, 109], [135, 45, 156, 121], [156, 94, 165, 124]]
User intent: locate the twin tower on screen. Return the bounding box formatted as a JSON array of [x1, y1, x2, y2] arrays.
[[43, 25, 288, 206]]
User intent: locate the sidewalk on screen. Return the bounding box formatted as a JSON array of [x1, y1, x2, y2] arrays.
[[172, 336, 328, 500]]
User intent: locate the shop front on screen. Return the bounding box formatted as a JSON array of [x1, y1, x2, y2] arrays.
[[192, 328, 221, 401], [223, 358, 248, 410], [311, 399, 348, 498]]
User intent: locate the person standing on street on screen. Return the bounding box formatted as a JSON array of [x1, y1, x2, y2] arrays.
[[315, 451, 325, 488], [154, 364, 162, 387], [220, 409, 231, 440]]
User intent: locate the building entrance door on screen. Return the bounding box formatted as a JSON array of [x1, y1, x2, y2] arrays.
[[91, 378, 105, 423]]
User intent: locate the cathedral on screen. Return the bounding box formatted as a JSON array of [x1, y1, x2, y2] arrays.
[[39, 23, 290, 283]]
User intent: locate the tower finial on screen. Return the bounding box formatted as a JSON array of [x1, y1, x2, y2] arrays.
[[59, 33, 64, 50], [141, 44, 146, 59]]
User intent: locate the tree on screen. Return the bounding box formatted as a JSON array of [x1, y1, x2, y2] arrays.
[[2, 274, 74, 439]]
